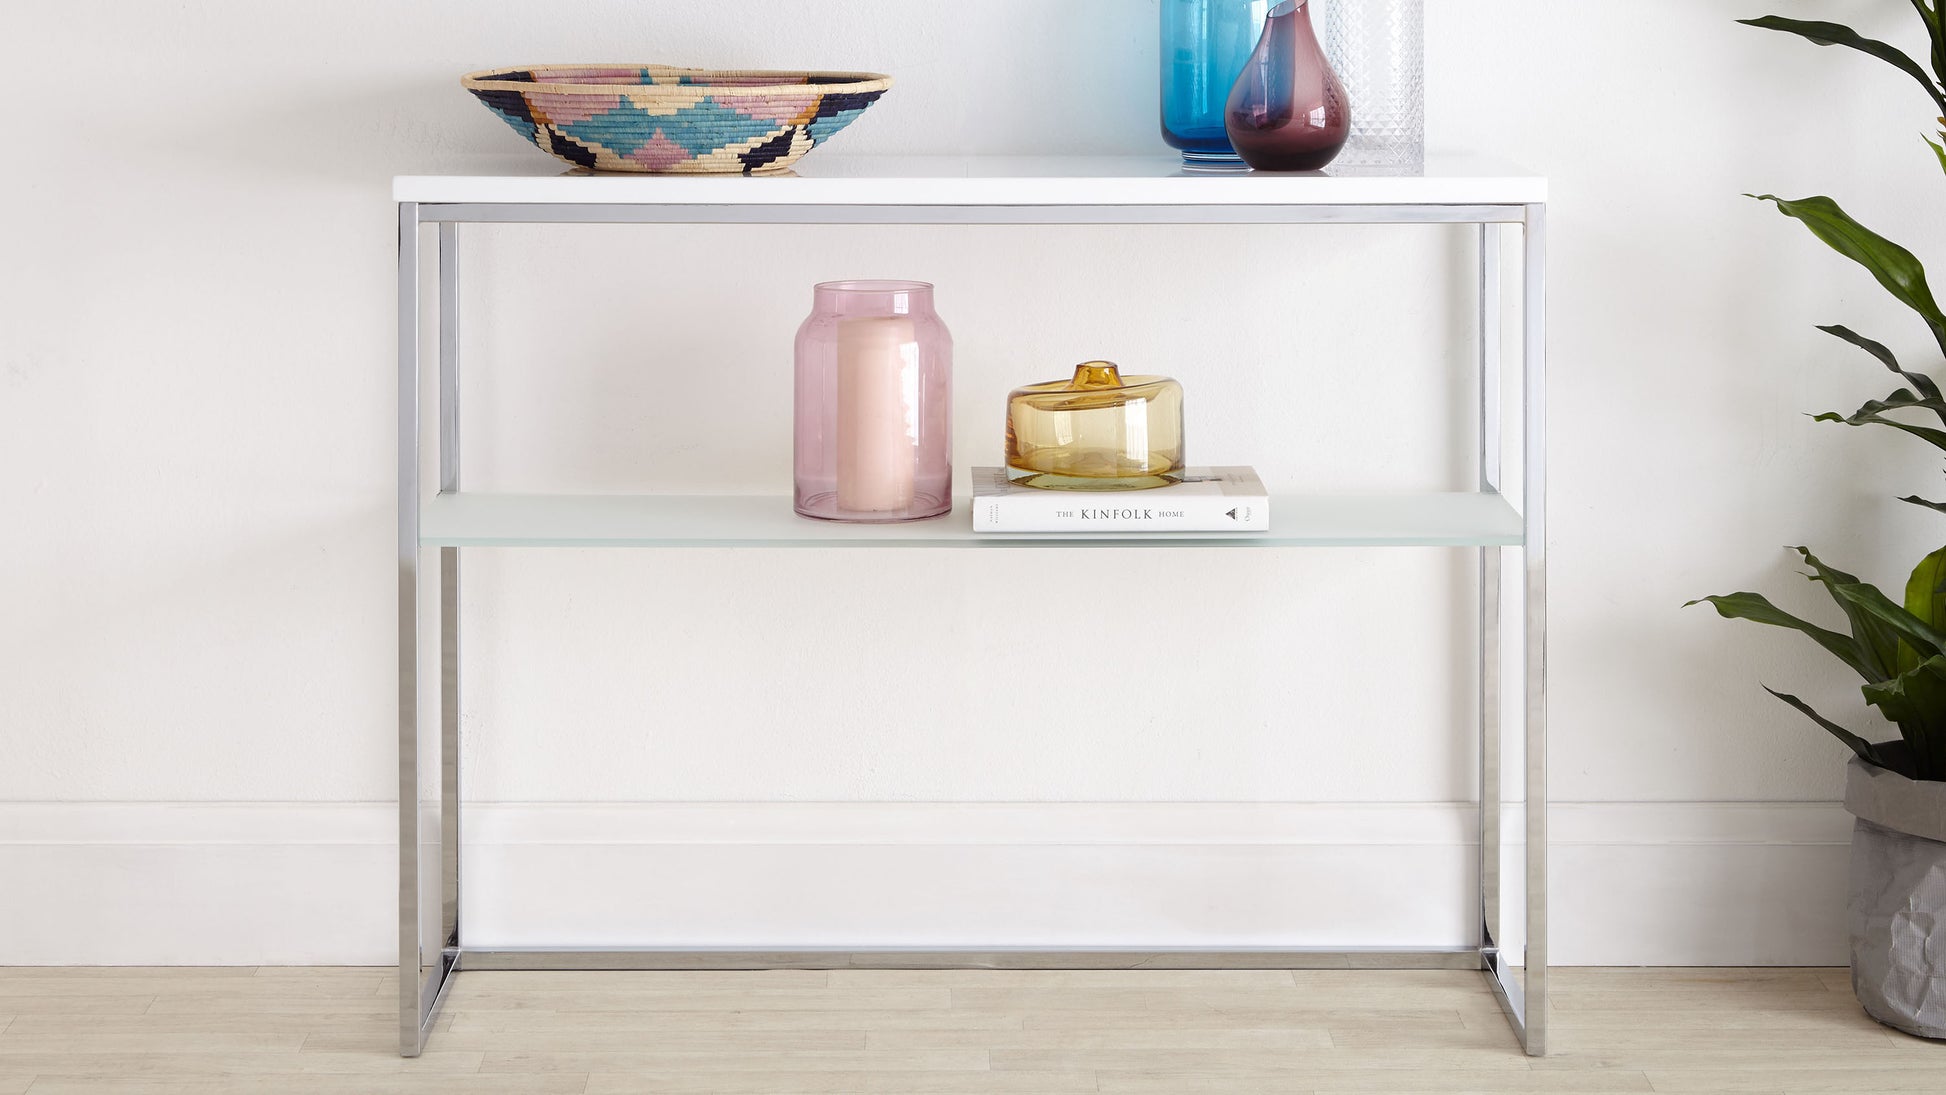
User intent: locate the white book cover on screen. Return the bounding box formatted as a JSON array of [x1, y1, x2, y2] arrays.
[[972, 467, 1270, 533]]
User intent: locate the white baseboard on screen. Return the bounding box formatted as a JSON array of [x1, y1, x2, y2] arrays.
[[0, 802, 1853, 966]]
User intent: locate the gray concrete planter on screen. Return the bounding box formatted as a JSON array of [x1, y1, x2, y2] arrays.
[[1845, 748, 1946, 1039]]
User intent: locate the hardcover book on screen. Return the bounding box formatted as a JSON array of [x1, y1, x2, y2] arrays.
[[972, 466, 1270, 533]]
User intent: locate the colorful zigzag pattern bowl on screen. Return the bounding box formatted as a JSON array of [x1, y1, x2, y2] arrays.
[[462, 65, 893, 175]]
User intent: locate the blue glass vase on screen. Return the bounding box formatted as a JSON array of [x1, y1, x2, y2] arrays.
[[1160, 0, 1270, 167]]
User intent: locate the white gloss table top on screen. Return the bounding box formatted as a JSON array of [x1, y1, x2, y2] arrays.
[[393, 154, 1546, 206]]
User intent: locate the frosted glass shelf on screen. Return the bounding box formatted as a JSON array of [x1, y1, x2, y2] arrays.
[[420, 492, 1524, 548]]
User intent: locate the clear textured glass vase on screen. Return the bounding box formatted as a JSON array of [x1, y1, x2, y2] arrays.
[[1226, 0, 1351, 172], [1160, 0, 1271, 167], [1321, 0, 1424, 171], [793, 281, 952, 523]]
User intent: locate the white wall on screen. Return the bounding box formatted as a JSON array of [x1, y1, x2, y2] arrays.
[[2, 0, 1940, 964]]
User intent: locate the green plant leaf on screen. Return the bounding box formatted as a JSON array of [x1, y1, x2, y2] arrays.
[[1909, 0, 1945, 88], [1905, 495, 1946, 513], [1907, 547, 1946, 622], [1752, 194, 1946, 356], [1813, 389, 1946, 451], [1687, 591, 1882, 680], [1739, 16, 1946, 115], [1929, 133, 1946, 176], [1765, 686, 1902, 773], [1794, 547, 1900, 679], [1842, 389, 1946, 415], [1903, 546, 1946, 674], [1833, 580, 1946, 657], [1817, 324, 1946, 420], [1861, 655, 1946, 778]]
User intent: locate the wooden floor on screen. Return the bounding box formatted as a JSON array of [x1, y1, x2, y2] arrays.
[[0, 967, 1937, 1093]]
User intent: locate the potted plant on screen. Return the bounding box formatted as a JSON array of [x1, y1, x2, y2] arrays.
[[1690, 4, 1946, 1039]]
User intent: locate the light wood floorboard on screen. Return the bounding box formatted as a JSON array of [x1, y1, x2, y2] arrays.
[[0, 967, 1936, 1093]]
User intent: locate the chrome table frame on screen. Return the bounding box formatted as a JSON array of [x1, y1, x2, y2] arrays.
[[396, 198, 1548, 1056]]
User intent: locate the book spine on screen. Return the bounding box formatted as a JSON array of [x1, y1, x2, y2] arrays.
[[973, 495, 1269, 533]]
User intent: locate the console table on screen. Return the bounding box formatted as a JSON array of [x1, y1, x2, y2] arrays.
[[393, 155, 1549, 1055]]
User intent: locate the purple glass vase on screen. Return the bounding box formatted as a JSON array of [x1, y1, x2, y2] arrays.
[[1224, 0, 1351, 172], [793, 281, 953, 522]]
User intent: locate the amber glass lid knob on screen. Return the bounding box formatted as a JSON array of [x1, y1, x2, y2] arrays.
[[1070, 361, 1124, 389]]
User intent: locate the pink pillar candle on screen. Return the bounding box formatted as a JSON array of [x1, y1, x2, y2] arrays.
[[835, 317, 918, 513]]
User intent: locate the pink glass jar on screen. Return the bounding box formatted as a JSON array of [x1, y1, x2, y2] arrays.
[[793, 280, 953, 522]]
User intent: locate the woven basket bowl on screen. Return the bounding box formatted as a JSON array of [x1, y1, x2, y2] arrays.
[[462, 65, 892, 175]]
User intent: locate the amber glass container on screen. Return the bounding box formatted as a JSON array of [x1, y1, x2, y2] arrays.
[[1005, 361, 1185, 491]]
